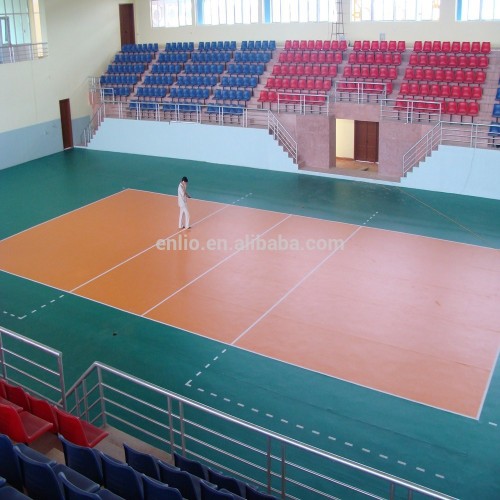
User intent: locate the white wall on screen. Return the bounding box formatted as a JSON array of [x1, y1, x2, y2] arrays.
[[134, 0, 500, 48], [401, 145, 500, 200], [87, 118, 297, 173]]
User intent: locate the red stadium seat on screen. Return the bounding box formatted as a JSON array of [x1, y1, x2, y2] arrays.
[[288, 65, 297, 76], [55, 407, 108, 447], [444, 70, 454, 82], [339, 40, 348, 51], [413, 41, 423, 52], [445, 100, 458, 114], [365, 52, 374, 64], [296, 64, 305, 77], [424, 68, 434, 81], [357, 52, 366, 64], [440, 85, 451, 98], [334, 52, 343, 64], [272, 65, 281, 75], [330, 40, 339, 51], [475, 70, 486, 83], [432, 41, 441, 52], [369, 66, 378, 79], [471, 41, 480, 54], [448, 55, 458, 67], [454, 69, 465, 83], [323, 40, 331, 51], [379, 40, 388, 51], [399, 82, 410, 96], [477, 55, 488, 68], [429, 84, 440, 98], [26, 394, 58, 433], [5, 384, 30, 411], [457, 55, 468, 68], [328, 65, 337, 77], [409, 53, 418, 65], [467, 55, 478, 68], [437, 54, 448, 67], [414, 68, 424, 80], [441, 41, 451, 53], [371, 40, 379, 51], [467, 102, 479, 117], [387, 40, 397, 52], [409, 82, 419, 95], [393, 53, 402, 65], [461, 86, 472, 100], [375, 51, 384, 65], [302, 52, 310, 63], [284, 40, 291, 51], [420, 83, 430, 97], [352, 66, 361, 78], [404, 67, 414, 80], [352, 40, 361, 51], [471, 86, 483, 100], [348, 52, 356, 64], [307, 40, 314, 51], [451, 41, 461, 53], [362, 40, 370, 51], [257, 90, 269, 104], [418, 54, 428, 66], [291, 40, 299, 51], [379, 66, 389, 79], [481, 41, 491, 54], [312, 65, 321, 77], [315, 40, 323, 51], [461, 41, 471, 54], [434, 69, 444, 81], [265, 78, 275, 89], [325, 52, 334, 64], [317, 52, 326, 64], [0, 404, 53, 443], [428, 54, 438, 66], [397, 40, 406, 51], [422, 41, 432, 52], [450, 85, 461, 99], [322, 80, 332, 92]]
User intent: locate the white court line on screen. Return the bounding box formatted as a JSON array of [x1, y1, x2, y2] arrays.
[[71, 202, 231, 293], [230, 224, 364, 345], [142, 214, 291, 316]]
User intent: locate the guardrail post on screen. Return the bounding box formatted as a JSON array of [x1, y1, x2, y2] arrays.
[[167, 395, 175, 455], [179, 401, 186, 455], [280, 443, 286, 499], [97, 364, 106, 426]]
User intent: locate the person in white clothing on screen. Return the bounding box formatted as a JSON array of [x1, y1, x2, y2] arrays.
[[178, 176, 191, 229]]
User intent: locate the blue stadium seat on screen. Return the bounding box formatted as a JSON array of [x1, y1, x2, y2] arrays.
[[59, 472, 122, 500], [207, 469, 246, 497], [100, 453, 143, 500], [493, 103, 500, 118], [141, 474, 182, 500], [123, 443, 159, 480], [59, 434, 103, 485]]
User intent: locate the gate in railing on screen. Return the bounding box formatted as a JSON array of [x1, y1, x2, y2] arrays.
[[66, 361, 455, 500], [0, 327, 66, 408]]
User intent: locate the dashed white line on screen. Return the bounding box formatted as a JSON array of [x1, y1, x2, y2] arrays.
[[197, 388, 204, 393], [397, 461, 407, 466], [328, 436, 336, 441], [296, 424, 304, 430], [251, 408, 259, 413], [223, 398, 231, 402], [237, 403, 245, 408], [205, 364, 211, 369], [281, 419, 288, 424], [488, 422, 497, 427], [210, 393, 217, 397], [379, 454, 388, 460], [185, 380, 192, 387], [345, 442, 353, 447], [265, 413, 273, 418], [196, 371, 202, 377], [416, 467, 426, 473], [435, 474, 445, 479], [362, 448, 371, 453]]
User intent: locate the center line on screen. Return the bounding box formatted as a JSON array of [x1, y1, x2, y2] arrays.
[[231, 224, 364, 345]]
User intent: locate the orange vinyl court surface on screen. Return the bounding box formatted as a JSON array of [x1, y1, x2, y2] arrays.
[[1, 188, 499, 418]]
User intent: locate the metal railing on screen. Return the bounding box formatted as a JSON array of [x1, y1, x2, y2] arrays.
[[334, 81, 392, 104], [65, 361, 455, 500], [0, 42, 48, 64], [80, 97, 297, 163], [402, 121, 496, 176], [0, 326, 66, 408], [273, 92, 330, 115], [268, 111, 298, 163], [381, 99, 442, 124]]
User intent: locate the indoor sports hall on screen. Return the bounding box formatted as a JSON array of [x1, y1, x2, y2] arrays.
[[1, 1, 500, 500]]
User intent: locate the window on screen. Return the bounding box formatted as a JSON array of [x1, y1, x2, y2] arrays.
[[268, 0, 338, 23], [0, 0, 46, 62], [199, 0, 259, 25], [352, 0, 440, 21], [457, 0, 500, 20], [151, 0, 192, 28]]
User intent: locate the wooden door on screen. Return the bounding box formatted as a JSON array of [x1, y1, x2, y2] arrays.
[[354, 121, 379, 162], [119, 4, 135, 47], [59, 99, 73, 150]]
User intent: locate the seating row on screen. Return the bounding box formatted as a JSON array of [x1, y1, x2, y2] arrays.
[[107, 64, 148, 75], [122, 43, 158, 53], [343, 65, 398, 80], [185, 63, 227, 75], [158, 52, 190, 63], [214, 89, 253, 104], [234, 52, 272, 63], [190, 52, 231, 63], [347, 52, 402, 65], [408, 53, 489, 68], [0, 378, 108, 448], [265, 77, 332, 93], [278, 51, 343, 64], [284, 39, 348, 52], [151, 63, 182, 75], [100, 75, 139, 86], [352, 40, 406, 52], [493, 103, 500, 120], [102, 87, 132, 99], [395, 99, 479, 118], [403, 68, 486, 84], [273, 63, 337, 78], [58, 433, 277, 500], [178, 75, 221, 87], [412, 40, 491, 55], [136, 87, 167, 100], [143, 75, 175, 87], [171, 87, 212, 102], [220, 76, 258, 88], [114, 54, 152, 64], [240, 40, 276, 51], [227, 64, 265, 76], [399, 83, 483, 100]]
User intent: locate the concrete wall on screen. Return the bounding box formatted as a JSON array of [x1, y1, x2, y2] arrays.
[[400, 145, 500, 200], [87, 118, 297, 173]]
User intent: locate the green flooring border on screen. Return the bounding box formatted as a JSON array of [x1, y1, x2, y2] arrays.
[[1, 149, 500, 499]]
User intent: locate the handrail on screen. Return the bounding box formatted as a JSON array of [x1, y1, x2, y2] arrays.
[[401, 121, 495, 176], [267, 111, 298, 164], [66, 361, 456, 500], [82, 103, 106, 146], [0, 327, 66, 408]]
